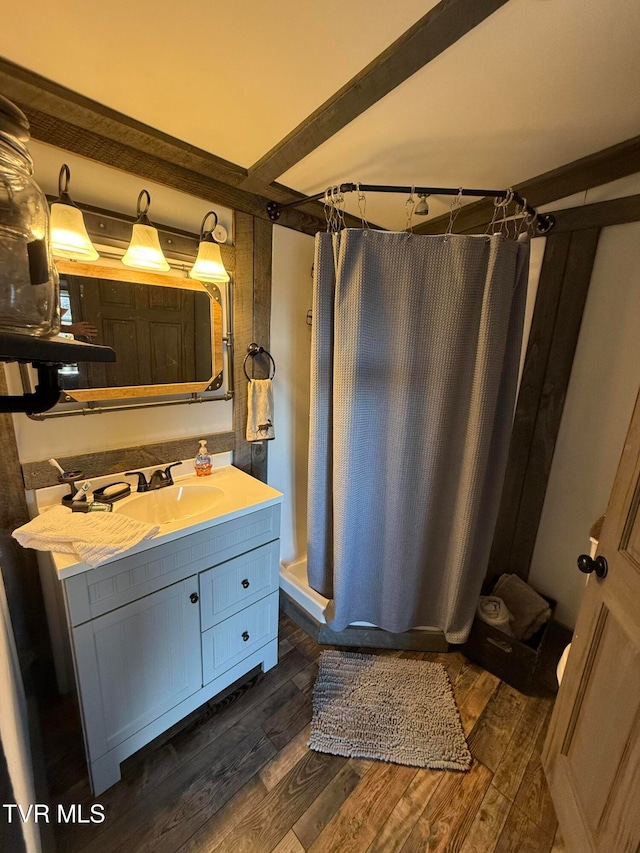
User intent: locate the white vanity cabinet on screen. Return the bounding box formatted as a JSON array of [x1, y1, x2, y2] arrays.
[[62, 503, 281, 795]]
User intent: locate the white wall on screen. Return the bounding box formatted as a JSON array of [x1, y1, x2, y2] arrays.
[[6, 362, 232, 462], [267, 226, 315, 565], [528, 220, 640, 626], [7, 140, 234, 463]]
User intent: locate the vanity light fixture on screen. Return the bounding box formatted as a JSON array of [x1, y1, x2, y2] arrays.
[[50, 165, 100, 261], [189, 211, 230, 283], [122, 190, 170, 272]]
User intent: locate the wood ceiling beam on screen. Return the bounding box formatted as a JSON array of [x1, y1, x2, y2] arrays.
[[413, 135, 640, 234], [243, 0, 511, 188], [0, 58, 366, 234], [23, 105, 325, 235], [530, 193, 640, 234]]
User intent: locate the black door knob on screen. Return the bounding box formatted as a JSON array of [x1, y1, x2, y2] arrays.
[[577, 554, 608, 579], [190, 592, 199, 603], [241, 579, 250, 589], [242, 631, 250, 642]]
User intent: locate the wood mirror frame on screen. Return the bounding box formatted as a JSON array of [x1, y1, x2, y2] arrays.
[[54, 260, 224, 402]]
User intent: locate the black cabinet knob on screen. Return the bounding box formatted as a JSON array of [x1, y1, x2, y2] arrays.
[[242, 631, 250, 642], [190, 592, 199, 604], [577, 554, 608, 579], [241, 579, 250, 589]]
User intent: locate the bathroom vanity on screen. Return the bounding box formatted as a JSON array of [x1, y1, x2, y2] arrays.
[[34, 463, 282, 795]]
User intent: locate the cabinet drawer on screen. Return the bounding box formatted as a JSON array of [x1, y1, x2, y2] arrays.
[[199, 541, 279, 630], [65, 504, 281, 625], [202, 593, 278, 685]]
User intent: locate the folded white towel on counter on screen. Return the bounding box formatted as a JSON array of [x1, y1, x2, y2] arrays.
[[246, 378, 275, 441], [12, 505, 159, 568], [477, 596, 514, 635]]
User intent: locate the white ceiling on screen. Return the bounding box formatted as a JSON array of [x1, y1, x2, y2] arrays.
[[2, 0, 640, 229], [0, 0, 435, 167], [281, 0, 640, 228]]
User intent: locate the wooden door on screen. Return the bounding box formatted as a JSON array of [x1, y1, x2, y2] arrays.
[[542, 388, 640, 852], [66, 276, 210, 388], [72, 578, 202, 759]]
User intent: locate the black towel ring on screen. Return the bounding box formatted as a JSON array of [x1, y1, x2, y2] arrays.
[[243, 342, 276, 381]]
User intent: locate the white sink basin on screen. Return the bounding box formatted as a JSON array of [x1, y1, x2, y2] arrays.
[[116, 484, 225, 526]]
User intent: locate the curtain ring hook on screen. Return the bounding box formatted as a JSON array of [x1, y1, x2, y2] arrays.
[[356, 182, 370, 236], [405, 189, 416, 235], [445, 188, 464, 241], [516, 198, 528, 236]]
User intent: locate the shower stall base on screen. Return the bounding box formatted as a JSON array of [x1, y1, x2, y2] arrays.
[[279, 557, 448, 652]]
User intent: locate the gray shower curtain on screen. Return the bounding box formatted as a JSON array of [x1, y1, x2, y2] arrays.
[[307, 229, 529, 643]]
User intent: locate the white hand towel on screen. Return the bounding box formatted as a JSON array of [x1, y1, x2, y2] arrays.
[[246, 378, 275, 442], [12, 505, 159, 568]]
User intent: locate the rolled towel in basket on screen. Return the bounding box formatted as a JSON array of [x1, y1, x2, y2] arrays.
[[477, 596, 514, 636], [492, 573, 552, 641]]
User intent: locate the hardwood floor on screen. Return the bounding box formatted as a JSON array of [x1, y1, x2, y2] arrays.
[[41, 613, 558, 853]]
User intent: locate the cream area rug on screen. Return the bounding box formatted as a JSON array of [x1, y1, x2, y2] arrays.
[[310, 650, 471, 771]]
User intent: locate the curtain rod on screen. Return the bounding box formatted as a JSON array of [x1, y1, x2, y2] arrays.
[[267, 182, 555, 234]]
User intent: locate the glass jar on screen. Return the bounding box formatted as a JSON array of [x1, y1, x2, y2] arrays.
[[0, 95, 59, 336]]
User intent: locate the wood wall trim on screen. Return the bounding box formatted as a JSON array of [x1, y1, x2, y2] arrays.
[[231, 214, 274, 481], [245, 0, 511, 187], [250, 217, 274, 483], [232, 213, 255, 474], [21, 430, 236, 490], [0, 367, 55, 697], [415, 135, 640, 235], [545, 193, 640, 233], [488, 233, 572, 579], [509, 228, 601, 574], [487, 229, 601, 581], [0, 370, 32, 531]]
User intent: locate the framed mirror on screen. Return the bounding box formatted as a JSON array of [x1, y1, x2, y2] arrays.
[[20, 261, 226, 411]]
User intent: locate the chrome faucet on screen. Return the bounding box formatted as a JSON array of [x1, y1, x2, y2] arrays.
[[125, 462, 183, 492]]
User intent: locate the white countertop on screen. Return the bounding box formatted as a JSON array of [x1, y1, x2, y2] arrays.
[[32, 462, 282, 580]]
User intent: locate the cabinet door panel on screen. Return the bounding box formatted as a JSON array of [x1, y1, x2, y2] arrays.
[[73, 578, 202, 759], [202, 593, 278, 685], [199, 540, 280, 630]]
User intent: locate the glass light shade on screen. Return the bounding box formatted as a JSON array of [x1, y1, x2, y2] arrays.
[[50, 202, 99, 261], [122, 223, 170, 271], [189, 240, 230, 282]]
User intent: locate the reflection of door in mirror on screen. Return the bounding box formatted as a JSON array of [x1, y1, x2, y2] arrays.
[[19, 262, 225, 407], [64, 276, 211, 389]]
